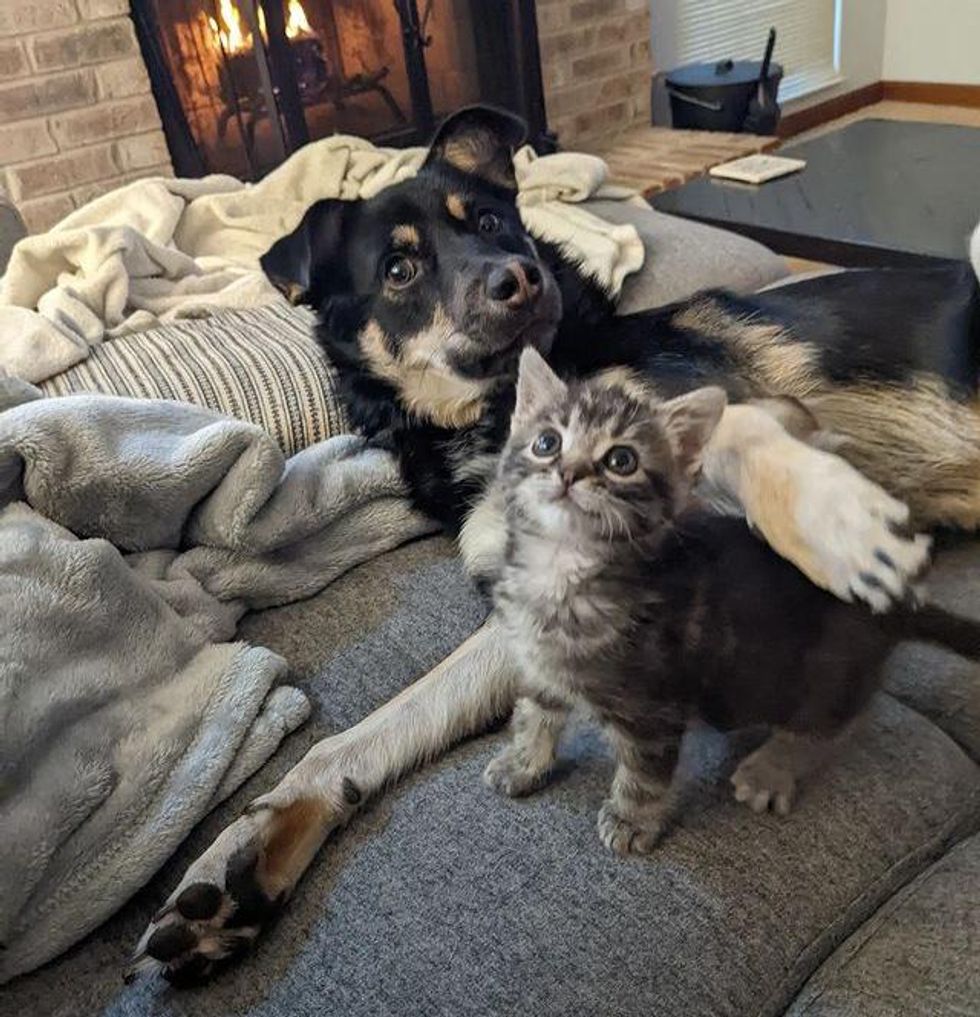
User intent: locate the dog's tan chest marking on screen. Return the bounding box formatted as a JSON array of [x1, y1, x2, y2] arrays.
[[358, 314, 489, 429], [359, 319, 402, 377]]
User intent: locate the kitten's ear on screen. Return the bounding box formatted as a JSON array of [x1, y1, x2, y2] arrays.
[[658, 386, 727, 477], [513, 347, 567, 424]]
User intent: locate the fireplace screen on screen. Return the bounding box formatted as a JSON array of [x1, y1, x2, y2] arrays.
[[132, 0, 549, 179]]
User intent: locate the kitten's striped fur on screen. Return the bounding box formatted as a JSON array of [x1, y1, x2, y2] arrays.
[[487, 350, 980, 854]]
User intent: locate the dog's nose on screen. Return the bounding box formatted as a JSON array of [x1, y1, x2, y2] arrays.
[[487, 259, 542, 308]]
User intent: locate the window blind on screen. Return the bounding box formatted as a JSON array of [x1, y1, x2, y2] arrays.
[[669, 0, 841, 101]]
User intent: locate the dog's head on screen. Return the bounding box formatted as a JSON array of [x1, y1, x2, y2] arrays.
[[261, 106, 563, 429]]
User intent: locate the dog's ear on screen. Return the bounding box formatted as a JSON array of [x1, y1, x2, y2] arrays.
[[423, 105, 526, 191], [260, 198, 350, 306], [657, 386, 727, 479], [513, 346, 567, 425]]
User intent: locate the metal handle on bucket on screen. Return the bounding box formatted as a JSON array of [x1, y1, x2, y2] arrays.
[[665, 87, 723, 112]]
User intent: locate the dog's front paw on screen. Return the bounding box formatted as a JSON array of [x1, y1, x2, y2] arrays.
[[750, 443, 931, 612], [128, 795, 338, 986], [483, 749, 551, 798], [597, 800, 665, 856]]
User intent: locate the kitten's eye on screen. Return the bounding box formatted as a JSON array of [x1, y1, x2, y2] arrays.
[[531, 429, 561, 457], [478, 211, 502, 234], [603, 445, 638, 476], [384, 254, 417, 288]]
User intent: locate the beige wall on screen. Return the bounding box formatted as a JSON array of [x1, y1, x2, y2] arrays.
[[883, 0, 980, 84], [784, 0, 980, 113], [0, 0, 172, 233]]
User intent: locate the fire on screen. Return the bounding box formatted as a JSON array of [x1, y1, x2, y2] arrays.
[[284, 0, 313, 37], [209, 0, 247, 53], [209, 0, 312, 55]]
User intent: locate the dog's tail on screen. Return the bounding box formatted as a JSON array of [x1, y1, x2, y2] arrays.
[[895, 602, 980, 661], [971, 219, 980, 282]]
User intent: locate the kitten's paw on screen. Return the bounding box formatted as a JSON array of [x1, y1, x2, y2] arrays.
[[597, 801, 665, 856], [731, 757, 797, 816], [483, 750, 550, 798]]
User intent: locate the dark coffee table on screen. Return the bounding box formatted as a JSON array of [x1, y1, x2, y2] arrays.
[[651, 119, 980, 267]]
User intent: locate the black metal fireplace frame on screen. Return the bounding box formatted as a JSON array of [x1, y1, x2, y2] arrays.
[[131, 0, 552, 179]]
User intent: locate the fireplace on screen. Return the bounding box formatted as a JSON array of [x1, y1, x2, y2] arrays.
[[131, 0, 551, 179]]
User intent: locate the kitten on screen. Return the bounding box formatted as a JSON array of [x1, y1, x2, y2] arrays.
[[485, 347, 980, 855]]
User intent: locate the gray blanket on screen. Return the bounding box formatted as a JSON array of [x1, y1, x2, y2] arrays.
[[0, 380, 435, 982]]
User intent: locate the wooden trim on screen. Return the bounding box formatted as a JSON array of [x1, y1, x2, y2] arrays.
[[881, 80, 980, 107], [777, 81, 884, 138], [775, 79, 980, 139]]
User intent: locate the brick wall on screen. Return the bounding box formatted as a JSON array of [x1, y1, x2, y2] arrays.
[[536, 0, 652, 149], [0, 0, 172, 233]]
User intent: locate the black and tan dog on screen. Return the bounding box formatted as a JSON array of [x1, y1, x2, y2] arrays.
[[259, 106, 980, 537], [132, 106, 979, 984]]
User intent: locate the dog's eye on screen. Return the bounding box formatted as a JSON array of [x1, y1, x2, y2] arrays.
[[531, 429, 561, 457], [384, 255, 417, 288], [478, 211, 502, 234], [602, 445, 638, 476]]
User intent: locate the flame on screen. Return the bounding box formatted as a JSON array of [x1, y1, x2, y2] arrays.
[[284, 0, 313, 38], [209, 0, 312, 55], [209, 0, 248, 53]]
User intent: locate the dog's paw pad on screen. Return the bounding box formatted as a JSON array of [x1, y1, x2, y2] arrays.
[[128, 845, 282, 986], [172, 883, 224, 921], [127, 797, 335, 986]]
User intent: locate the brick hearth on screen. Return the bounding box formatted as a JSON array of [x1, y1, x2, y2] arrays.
[[0, 0, 172, 232]]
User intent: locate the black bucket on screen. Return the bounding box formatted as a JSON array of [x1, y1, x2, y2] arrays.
[[665, 58, 782, 132]]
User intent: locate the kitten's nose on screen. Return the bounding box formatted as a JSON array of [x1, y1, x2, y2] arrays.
[[561, 465, 589, 489]]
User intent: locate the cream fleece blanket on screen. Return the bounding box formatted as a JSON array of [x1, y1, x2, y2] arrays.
[[0, 138, 645, 384]]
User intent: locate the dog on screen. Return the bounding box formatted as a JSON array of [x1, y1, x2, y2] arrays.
[[132, 106, 980, 984]]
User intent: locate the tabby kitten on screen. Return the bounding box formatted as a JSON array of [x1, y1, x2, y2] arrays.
[[485, 347, 980, 855]]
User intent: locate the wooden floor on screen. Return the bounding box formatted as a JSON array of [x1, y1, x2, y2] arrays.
[[585, 126, 778, 198], [793, 99, 980, 144]]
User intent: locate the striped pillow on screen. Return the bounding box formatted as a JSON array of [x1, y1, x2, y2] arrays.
[[40, 303, 350, 456]]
